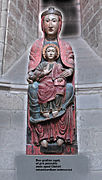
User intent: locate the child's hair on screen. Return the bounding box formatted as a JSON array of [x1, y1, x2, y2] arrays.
[[43, 44, 59, 60], [45, 45, 56, 52]]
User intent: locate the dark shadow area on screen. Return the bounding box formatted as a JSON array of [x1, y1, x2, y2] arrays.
[[63, 23, 79, 36], [42, 0, 75, 3]]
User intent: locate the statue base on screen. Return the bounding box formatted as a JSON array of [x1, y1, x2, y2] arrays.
[[26, 143, 77, 155], [40, 143, 64, 154]]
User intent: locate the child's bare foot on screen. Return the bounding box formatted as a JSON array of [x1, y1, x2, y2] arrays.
[[43, 112, 50, 118], [41, 140, 48, 148], [52, 110, 58, 117], [57, 138, 64, 146]]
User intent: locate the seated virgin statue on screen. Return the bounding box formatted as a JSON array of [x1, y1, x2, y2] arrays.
[[27, 7, 76, 150]]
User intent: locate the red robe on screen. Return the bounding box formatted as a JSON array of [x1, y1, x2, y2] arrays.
[[28, 38, 75, 146], [38, 63, 66, 104]]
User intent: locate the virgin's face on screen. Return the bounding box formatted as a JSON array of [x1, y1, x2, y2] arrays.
[[43, 14, 59, 37]]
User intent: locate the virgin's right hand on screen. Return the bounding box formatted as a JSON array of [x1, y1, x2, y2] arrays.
[[27, 74, 33, 84], [27, 78, 33, 84]]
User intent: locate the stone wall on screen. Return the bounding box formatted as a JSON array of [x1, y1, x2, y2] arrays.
[[0, 0, 39, 74], [68, 37, 102, 174], [80, 0, 102, 58], [0, 0, 8, 74], [0, 86, 27, 180], [0, 0, 39, 179], [77, 88, 102, 171], [0, 48, 29, 180]]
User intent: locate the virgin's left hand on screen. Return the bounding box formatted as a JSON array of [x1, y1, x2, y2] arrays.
[[60, 69, 73, 78], [57, 77, 64, 82]]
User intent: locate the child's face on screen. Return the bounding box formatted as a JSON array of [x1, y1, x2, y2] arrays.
[[45, 46, 57, 61]]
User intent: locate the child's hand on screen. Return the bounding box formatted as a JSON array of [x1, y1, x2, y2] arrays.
[[43, 66, 52, 75]]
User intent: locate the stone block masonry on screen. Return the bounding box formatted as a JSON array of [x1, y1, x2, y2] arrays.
[[0, 85, 27, 180], [0, 0, 39, 75], [67, 37, 102, 175], [71, 36, 102, 173], [0, 47, 29, 180], [80, 0, 102, 58], [0, 1, 39, 178], [76, 88, 102, 171]]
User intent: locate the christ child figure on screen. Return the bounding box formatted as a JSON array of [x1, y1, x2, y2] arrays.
[[30, 44, 67, 118]]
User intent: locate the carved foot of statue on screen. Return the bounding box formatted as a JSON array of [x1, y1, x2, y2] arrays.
[[57, 138, 64, 146], [41, 139, 48, 148], [42, 112, 50, 118], [52, 110, 58, 117]]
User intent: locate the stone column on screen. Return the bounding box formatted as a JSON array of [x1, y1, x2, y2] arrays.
[[0, 0, 9, 74]]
